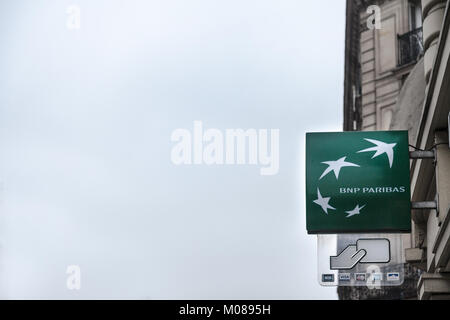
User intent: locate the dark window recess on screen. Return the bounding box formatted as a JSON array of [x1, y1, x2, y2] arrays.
[[397, 27, 424, 67]]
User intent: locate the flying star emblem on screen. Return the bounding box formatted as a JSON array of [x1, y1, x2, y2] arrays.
[[345, 204, 366, 218], [357, 138, 397, 168], [319, 156, 360, 180], [313, 188, 336, 214]]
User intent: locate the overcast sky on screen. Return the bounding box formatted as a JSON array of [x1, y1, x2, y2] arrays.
[[0, 0, 345, 299]]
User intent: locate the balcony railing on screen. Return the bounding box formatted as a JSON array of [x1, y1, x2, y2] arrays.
[[397, 27, 424, 67]]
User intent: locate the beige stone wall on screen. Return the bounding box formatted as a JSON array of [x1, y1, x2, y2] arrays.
[[359, 0, 410, 131], [358, 0, 419, 262]]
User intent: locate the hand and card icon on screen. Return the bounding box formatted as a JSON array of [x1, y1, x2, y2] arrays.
[[330, 238, 390, 270]]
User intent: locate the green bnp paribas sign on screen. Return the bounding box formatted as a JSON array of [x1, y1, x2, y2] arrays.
[[306, 131, 411, 234]]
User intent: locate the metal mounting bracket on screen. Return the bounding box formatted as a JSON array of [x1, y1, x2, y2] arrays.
[[411, 201, 437, 210], [409, 150, 435, 160]]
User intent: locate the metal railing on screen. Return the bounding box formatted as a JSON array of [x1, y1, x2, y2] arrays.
[[397, 27, 424, 67]]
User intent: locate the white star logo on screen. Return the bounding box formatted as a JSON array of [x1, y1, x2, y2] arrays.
[[313, 188, 336, 214], [319, 156, 360, 180], [345, 204, 366, 218], [357, 138, 397, 168]]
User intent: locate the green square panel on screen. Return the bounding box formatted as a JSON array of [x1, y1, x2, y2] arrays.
[[306, 131, 411, 234]]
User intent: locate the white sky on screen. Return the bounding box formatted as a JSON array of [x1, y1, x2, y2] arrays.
[[0, 0, 345, 299]]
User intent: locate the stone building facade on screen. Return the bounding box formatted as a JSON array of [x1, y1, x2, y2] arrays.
[[343, 0, 450, 300], [343, 0, 424, 133], [340, 0, 450, 299], [406, 0, 450, 300]]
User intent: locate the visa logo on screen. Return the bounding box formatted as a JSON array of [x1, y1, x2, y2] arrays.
[[339, 273, 351, 281]]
